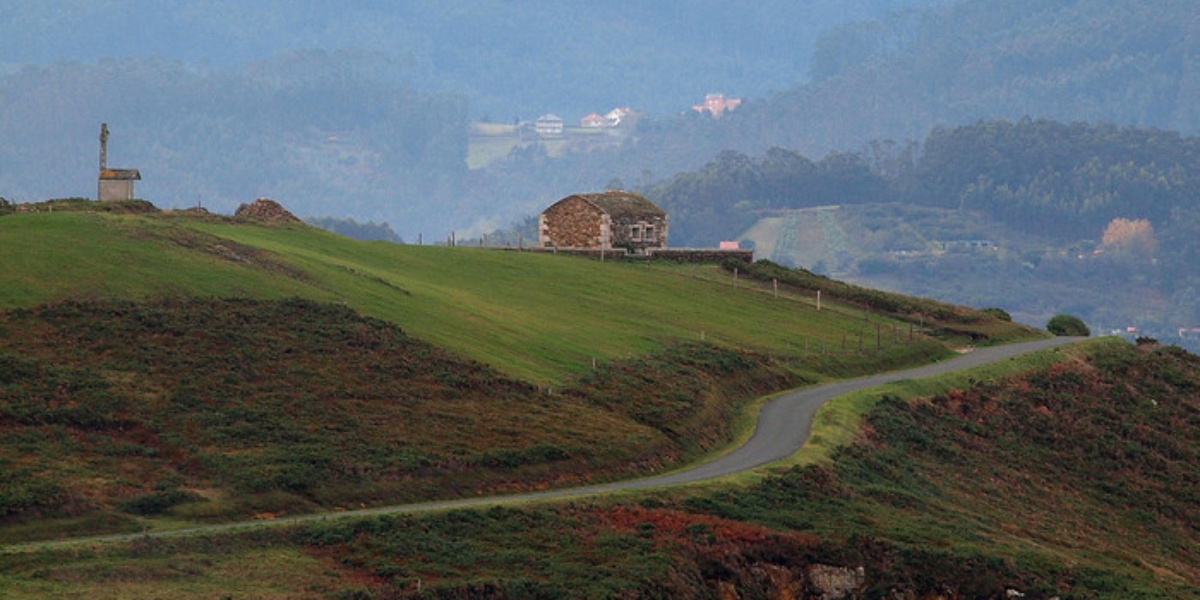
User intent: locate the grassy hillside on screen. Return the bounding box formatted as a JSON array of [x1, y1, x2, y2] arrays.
[[5, 339, 1194, 599], [0, 296, 801, 541], [0, 207, 1038, 383], [0, 204, 1044, 543]]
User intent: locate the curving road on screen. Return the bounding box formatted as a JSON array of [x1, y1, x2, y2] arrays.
[[2, 336, 1081, 552]]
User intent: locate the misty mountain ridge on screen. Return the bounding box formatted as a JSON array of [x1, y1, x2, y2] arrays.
[[0, 0, 947, 119], [1, 0, 1197, 243]]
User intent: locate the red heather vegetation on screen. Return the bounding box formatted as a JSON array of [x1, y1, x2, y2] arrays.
[[296, 341, 1198, 598], [0, 297, 797, 529]]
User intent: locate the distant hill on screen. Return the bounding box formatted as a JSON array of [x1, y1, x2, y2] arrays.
[[637, 119, 1200, 347], [4, 0, 1198, 244], [739, 0, 1200, 156], [468, 0, 1200, 236], [0, 0, 945, 119]]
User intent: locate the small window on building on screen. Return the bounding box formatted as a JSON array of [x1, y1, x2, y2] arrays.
[[644, 225, 655, 241], [631, 225, 643, 241]]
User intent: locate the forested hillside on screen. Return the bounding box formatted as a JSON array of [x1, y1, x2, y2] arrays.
[[472, 0, 1200, 234], [640, 119, 1200, 342], [741, 0, 1200, 155], [651, 120, 1200, 245]]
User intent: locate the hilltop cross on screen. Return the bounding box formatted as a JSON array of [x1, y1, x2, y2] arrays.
[[99, 123, 109, 171], [96, 123, 141, 201]]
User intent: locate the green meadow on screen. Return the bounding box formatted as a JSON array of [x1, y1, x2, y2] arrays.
[[0, 209, 1010, 383]]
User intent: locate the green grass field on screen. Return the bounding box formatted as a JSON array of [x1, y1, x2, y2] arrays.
[[0, 209, 1008, 383]]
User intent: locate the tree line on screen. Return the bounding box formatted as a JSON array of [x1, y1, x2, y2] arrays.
[[644, 119, 1200, 249]]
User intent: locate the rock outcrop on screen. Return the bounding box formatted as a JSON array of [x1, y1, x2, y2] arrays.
[[234, 197, 300, 223]]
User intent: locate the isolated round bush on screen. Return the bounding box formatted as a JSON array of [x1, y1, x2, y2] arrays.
[[1047, 314, 1090, 336], [980, 307, 1012, 322]]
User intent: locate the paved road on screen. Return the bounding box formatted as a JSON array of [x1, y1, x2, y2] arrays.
[[2, 336, 1081, 552]]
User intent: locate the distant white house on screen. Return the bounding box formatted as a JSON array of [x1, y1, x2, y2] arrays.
[[535, 114, 564, 136]]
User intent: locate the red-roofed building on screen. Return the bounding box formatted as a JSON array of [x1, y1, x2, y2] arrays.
[[692, 93, 741, 117], [581, 113, 607, 128]]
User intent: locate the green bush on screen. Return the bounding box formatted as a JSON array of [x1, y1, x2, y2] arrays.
[[118, 488, 203, 516], [979, 307, 1012, 322], [1046, 314, 1090, 336]]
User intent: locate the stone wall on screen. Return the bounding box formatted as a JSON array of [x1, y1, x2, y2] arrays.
[[98, 179, 135, 201], [499, 246, 752, 264], [647, 248, 753, 264], [539, 196, 606, 248]]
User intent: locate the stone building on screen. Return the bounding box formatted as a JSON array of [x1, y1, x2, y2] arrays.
[[97, 123, 141, 201], [538, 191, 668, 253]]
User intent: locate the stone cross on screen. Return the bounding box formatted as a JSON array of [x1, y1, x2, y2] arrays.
[[99, 123, 109, 171]]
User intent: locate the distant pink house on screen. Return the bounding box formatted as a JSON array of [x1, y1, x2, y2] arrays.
[[692, 93, 741, 117], [719, 241, 740, 250]]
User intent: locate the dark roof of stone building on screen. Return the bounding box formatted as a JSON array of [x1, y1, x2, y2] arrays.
[[571, 191, 665, 220]]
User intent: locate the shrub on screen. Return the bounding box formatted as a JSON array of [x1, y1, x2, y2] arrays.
[[118, 488, 203, 516], [979, 307, 1012, 322], [1046, 314, 1090, 336]]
